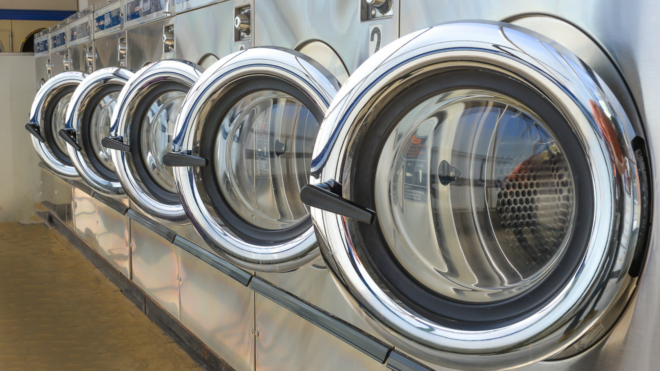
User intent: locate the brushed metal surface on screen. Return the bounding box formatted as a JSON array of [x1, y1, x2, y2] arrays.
[[174, 1, 249, 64], [255, 291, 388, 371], [174, 236, 253, 286], [250, 277, 391, 363], [35, 57, 49, 89], [254, 0, 398, 72], [50, 50, 66, 77], [40, 168, 74, 229], [73, 186, 98, 251], [258, 268, 389, 344], [130, 219, 180, 318], [97, 202, 131, 277], [94, 32, 123, 70], [69, 43, 91, 73], [178, 248, 255, 371], [127, 18, 174, 71]]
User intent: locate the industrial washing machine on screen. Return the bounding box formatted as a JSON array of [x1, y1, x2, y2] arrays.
[[305, 1, 654, 370]]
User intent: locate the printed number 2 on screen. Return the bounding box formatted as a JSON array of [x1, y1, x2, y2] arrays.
[[369, 25, 382, 56]]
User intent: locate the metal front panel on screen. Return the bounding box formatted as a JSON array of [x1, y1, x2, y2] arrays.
[[50, 51, 66, 77], [131, 220, 180, 318], [73, 187, 98, 250], [254, 0, 398, 73], [97, 202, 131, 277], [126, 18, 173, 71], [169, 223, 209, 253], [35, 57, 49, 90], [40, 170, 74, 229], [174, 1, 247, 64], [94, 1, 124, 39], [257, 268, 388, 344], [255, 293, 387, 371], [174, 0, 216, 13], [69, 43, 89, 73], [179, 249, 255, 371], [94, 33, 122, 70]]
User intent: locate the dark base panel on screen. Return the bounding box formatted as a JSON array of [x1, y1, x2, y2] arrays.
[[40, 206, 235, 371]]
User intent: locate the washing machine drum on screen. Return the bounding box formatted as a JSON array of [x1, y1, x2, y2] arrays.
[[62, 68, 134, 196], [104, 60, 202, 223], [166, 47, 340, 272], [304, 22, 648, 369], [27, 72, 85, 178]]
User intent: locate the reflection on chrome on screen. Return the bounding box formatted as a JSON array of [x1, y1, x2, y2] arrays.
[[90, 91, 119, 172], [51, 92, 73, 154], [375, 89, 575, 303], [214, 90, 318, 230], [140, 91, 185, 193]]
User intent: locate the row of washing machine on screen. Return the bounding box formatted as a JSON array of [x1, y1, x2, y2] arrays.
[[27, 0, 657, 370]]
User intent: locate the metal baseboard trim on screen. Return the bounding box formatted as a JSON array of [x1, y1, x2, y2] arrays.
[[249, 276, 392, 364], [93, 193, 129, 215], [386, 351, 433, 371], [173, 235, 253, 286], [126, 209, 177, 242], [42, 207, 235, 371], [70, 180, 95, 197]]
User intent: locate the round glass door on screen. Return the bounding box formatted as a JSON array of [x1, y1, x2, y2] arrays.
[[307, 22, 647, 369], [28, 72, 85, 178], [171, 47, 340, 271], [108, 60, 201, 223], [66, 68, 134, 196]]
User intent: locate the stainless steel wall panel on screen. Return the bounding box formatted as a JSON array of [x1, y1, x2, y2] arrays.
[[174, 236, 253, 286], [130, 220, 180, 318], [50, 51, 66, 77], [257, 268, 389, 344], [69, 43, 88, 73], [40, 169, 74, 229], [178, 248, 255, 371], [94, 33, 123, 70], [35, 57, 48, 89], [73, 187, 98, 250], [97, 202, 131, 277], [254, 0, 399, 73], [174, 1, 248, 65], [126, 18, 173, 71], [255, 292, 387, 371]]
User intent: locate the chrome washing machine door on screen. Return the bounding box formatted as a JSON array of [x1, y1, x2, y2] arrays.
[[105, 60, 202, 223], [304, 22, 650, 370], [63, 68, 134, 196], [167, 47, 340, 272], [27, 72, 85, 179]]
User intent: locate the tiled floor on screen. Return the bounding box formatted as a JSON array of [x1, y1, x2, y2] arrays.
[[0, 222, 200, 371]]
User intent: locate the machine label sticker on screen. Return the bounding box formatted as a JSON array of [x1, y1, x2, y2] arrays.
[[96, 7, 122, 32], [70, 23, 90, 43], [125, 0, 142, 22], [35, 38, 49, 54], [369, 24, 382, 56], [51, 32, 66, 49]]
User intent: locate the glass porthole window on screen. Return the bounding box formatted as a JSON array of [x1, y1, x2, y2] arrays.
[[374, 89, 576, 303], [139, 90, 185, 194], [51, 92, 73, 155], [170, 47, 340, 271], [213, 90, 319, 231], [89, 91, 119, 172], [107, 60, 201, 223]]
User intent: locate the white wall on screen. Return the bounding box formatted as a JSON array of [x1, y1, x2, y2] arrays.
[[78, 0, 89, 11], [0, 55, 41, 224]]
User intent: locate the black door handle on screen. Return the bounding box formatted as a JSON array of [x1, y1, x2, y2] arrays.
[[102, 136, 130, 152], [25, 123, 45, 142], [58, 128, 81, 151], [300, 180, 375, 224], [163, 151, 208, 167]]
